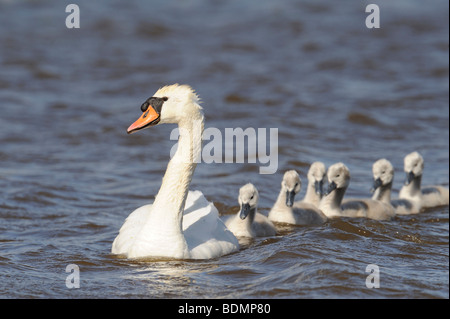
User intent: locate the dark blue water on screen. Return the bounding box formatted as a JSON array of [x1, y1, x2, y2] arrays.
[[0, 0, 448, 299]]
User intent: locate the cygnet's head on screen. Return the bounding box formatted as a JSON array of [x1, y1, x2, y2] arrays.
[[307, 161, 327, 195], [127, 84, 203, 134], [403, 151, 424, 185], [238, 183, 259, 220], [281, 170, 301, 207], [371, 158, 394, 192], [325, 162, 350, 195]]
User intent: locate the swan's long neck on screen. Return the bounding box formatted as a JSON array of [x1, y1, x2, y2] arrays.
[[135, 113, 204, 258], [320, 187, 346, 217], [152, 117, 203, 213], [371, 182, 392, 204], [399, 174, 422, 201], [304, 181, 320, 206], [246, 207, 256, 226], [273, 188, 289, 211]]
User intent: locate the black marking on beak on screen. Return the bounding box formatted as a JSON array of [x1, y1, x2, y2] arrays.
[[315, 180, 323, 196], [405, 171, 415, 186], [239, 203, 251, 220], [371, 178, 382, 193], [285, 190, 296, 207], [326, 181, 337, 195], [140, 96, 167, 114]]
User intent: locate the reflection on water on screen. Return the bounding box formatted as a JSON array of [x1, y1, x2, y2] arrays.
[[0, 0, 448, 298]]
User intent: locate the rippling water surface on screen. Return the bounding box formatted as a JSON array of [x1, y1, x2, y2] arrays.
[[0, 0, 448, 299]]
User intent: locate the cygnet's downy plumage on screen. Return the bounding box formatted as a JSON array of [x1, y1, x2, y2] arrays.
[[319, 163, 351, 218], [322, 162, 395, 220], [268, 170, 327, 225], [370, 158, 415, 215], [397, 151, 449, 212], [297, 162, 327, 208], [224, 183, 276, 238]]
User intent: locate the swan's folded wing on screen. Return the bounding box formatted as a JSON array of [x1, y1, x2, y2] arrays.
[[182, 190, 217, 230], [183, 190, 239, 259], [253, 213, 277, 236]]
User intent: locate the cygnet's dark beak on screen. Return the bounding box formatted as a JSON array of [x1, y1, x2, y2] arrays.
[[325, 181, 337, 195], [239, 203, 251, 220], [405, 171, 415, 186], [285, 190, 296, 207], [371, 178, 382, 193]]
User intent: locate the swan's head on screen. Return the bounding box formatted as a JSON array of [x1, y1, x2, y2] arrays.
[[403, 151, 424, 185], [238, 183, 259, 220], [325, 162, 350, 195], [127, 84, 203, 134], [371, 158, 394, 192], [281, 170, 301, 207], [307, 161, 327, 195]]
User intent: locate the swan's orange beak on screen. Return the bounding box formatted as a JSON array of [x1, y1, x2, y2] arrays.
[[127, 105, 160, 134]]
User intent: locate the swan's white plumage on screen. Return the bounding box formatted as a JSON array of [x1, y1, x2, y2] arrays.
[[111, 84, 239, 260], [112, 190, 238, 259]]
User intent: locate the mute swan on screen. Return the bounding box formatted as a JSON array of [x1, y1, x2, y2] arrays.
[[224, 183, 276, 238], [268, 170, 327, 225], [111, 84, 239, 260], [398, 151, 449, 210], [370, 158, 415, 215], [320, 163, 395, 220], [298, 161, 326, 207]]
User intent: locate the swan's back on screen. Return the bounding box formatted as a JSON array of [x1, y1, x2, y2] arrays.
[[421, 186, 449, 208], [224, 212, 276, 238], [181, 191, 239, 259], [341, 198, 395, 220], [252, 213, 277, 237], [391, 198, 419, 215], [292, 202, 327, 225]]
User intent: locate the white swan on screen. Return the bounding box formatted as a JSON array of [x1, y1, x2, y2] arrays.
[[111, 84, 239, 260], [321, 162, 394, 220], [268, 170, 327, 225], [398, 151, 449, 211], [298, 161, 326, 207], [369, 158, 415, 215], [224, 183, 276, 238]]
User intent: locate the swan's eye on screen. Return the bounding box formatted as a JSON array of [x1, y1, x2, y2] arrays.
[[336, 174, 340, 178], [144, 96, 166, 114], [250, 195, 254, 200], [294, 183, 299, 188]]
